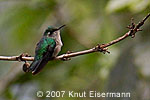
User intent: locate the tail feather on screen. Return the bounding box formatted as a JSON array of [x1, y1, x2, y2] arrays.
[[29, 60, 40, 71], [29, 59, 49, 75], [29, 44, 54, 75], [32, 59, 49, 75]]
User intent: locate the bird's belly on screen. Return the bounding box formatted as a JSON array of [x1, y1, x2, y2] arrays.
[[52, 45, 62, 57], [52, 37, 63, 57]]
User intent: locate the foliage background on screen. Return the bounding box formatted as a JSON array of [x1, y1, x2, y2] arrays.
[[0, 0, 150, 100]]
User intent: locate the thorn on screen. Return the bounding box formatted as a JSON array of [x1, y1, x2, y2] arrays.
[[24, 53, 31, 57], [60, 51, 73, 61], [131, 18, 135, 25], [66, 51, 73, 54], [94, 44, 110, 54], [107, 51, 110, 54], [61, 57, 71, 61], [126, 25, 132, 29], [137, 29, 142, 31]]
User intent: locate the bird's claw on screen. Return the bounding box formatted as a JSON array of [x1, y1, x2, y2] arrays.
[[17, 53, 31, 62], [23, 62, 30, 72], [16, 54, 24, 62], [16, 53, 31, 73]]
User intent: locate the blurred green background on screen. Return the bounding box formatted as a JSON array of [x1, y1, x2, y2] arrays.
[[0, 0, 150, 100]]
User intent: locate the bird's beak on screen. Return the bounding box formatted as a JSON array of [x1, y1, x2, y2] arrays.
[[53, 25, 66, 33], [57, 25, 66, 30]]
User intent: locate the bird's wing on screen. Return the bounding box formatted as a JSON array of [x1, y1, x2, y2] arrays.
[[35, 37, 56, 60], [29, 37, 56, 75]]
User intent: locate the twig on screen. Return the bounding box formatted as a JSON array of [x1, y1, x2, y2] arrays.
[[0, 13, 149, 61]]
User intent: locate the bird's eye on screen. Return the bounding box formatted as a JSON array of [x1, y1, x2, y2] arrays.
[[48, 32, 51, 35]]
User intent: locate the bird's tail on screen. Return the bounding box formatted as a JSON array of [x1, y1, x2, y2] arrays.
[[29, 59, 48, 75]]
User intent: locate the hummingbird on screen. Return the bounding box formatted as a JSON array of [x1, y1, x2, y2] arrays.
[[27, 25, 65, 75]]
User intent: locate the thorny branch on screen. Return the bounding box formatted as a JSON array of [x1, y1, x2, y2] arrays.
[[0, 13, 150, 62]]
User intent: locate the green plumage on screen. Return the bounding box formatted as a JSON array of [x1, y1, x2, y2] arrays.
[[35, 38, 56, 60], [27, 25, 65, 75], [29, 37, 56, 75]]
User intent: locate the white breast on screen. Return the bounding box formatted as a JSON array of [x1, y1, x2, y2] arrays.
[[52, 31, 63, 57]]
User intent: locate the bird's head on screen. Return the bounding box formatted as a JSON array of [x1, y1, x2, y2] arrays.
[[43, 25, 65, 37]]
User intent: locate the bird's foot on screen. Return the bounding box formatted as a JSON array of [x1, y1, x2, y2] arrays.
[[23, 62, 30, 72], [17, 53, 31, 62], [94, 44, 110, 54], [17, 53, 31, 73]]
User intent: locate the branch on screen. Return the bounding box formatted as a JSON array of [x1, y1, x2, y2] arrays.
[[0, 13, 150, 62]]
